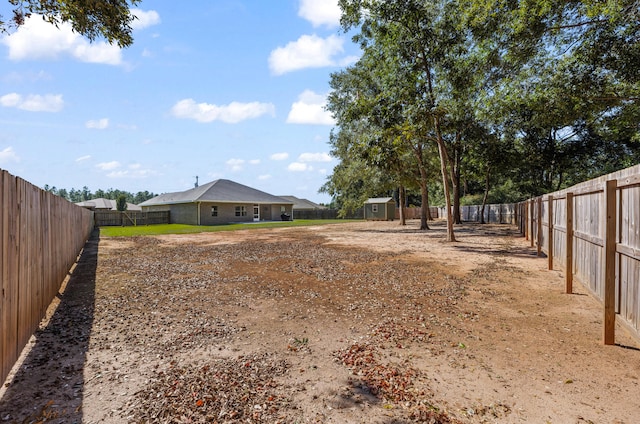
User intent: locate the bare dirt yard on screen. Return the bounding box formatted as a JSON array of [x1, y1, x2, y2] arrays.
[[1, 220, 639, 423]]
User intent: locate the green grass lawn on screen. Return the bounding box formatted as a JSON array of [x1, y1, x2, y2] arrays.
[[98, 219, 362, 237]]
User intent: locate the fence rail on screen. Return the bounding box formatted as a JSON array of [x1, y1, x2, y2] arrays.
[[520, 164, 640, 344], [0, 169, 94, 385], [394, 206, 440, 220], [433, 164, 639, 344], [435, 203, 519, 224]]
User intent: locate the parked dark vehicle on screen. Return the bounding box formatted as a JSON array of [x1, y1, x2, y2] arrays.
[[280, 212, 291, 221]]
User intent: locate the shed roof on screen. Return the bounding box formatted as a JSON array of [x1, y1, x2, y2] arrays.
[[364, 197, 395, 204], [139, 179, 293, 206]]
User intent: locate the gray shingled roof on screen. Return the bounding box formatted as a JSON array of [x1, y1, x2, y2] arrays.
[[139, 179, 293, 206], [76, 198, 142, 211], [277, 195, 327, 210]]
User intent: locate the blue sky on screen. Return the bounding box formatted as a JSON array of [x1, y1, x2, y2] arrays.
[[0, 1, 360, 203]]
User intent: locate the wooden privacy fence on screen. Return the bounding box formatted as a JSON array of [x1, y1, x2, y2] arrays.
[[436, 203, 518, 224], [0, 169, 94, 385], [289, 208, 365, 220], [94, 210, 170, 227], [395, 206, 440, 220], [521, 164, 640, 345]]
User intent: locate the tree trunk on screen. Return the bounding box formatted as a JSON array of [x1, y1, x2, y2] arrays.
[[434, 116, 456, 242], [398, 185, 406, 225], [419, 53, 454, 241], [451, 133, 462, 224], [414, 147, 430, 230], [480, 165, 491, 224], [419, 180, 430, 230]]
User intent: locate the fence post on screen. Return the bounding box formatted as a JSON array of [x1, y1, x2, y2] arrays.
[[548, 195, 554, 270], [537, 197, 543, 256], [524, 201, 529, 240], [566, 192, 574, 294], [530, 200, 535, 247], [603, 179, 618, 345]]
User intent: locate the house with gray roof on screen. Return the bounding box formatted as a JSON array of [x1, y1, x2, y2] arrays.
[[138, 179, 293, 225]]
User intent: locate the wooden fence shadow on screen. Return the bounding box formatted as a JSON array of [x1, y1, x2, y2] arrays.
[[0, 230, 99, 422]]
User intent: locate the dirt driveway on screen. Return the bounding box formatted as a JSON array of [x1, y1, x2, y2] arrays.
[[1, 220, 639, 423]]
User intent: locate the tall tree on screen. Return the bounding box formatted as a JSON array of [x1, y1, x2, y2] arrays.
[[1, 0, 141, 47], [339, 0, 483, 241], [327, 38, 439, 229]]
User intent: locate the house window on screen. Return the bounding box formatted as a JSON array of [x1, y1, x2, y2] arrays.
[[211, 206, 218, 217], [235, 205, 247, 217], [372, 204, 379, 213], [280, 206, 286, 212]]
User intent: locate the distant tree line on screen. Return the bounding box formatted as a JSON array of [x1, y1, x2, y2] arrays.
[[42, 185, 156, 205]]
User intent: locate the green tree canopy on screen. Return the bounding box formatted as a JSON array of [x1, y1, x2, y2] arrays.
[[2, 0, 141, 47], [326, 0, 639, 226], [115, 194, 128, 212]]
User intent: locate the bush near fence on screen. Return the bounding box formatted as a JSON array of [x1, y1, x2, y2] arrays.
[[1, 169, 94, 385]]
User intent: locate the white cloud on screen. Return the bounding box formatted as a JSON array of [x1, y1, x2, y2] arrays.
[[1, 14, 123, 65], [298, 0, 341, 28], [226, 158, 245, 171], [131, 9, 161, 30], [249, 159, 261, 165], [106, 168, 155, 179], [288, 162, 312, 172], [86, 118, 109, 129], [2, 70, 51, 83], [270, 152, 289, 161], [298, 152, 332, 162], [0, 147, 19, 163], [171, 99, 275, 123], [268, 34, 347, 75], [258, 174, 272, 180], [75, 155, 91, 162], [96, 161, 121, 171], [0, 93, 64, 112], [286, 90, 334, 125], [99, 162, 155, 179]]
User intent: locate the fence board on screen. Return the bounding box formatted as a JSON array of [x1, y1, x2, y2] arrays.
[[0, 169, 94, 385], [566, 193, 574, 293], [554, 197, 567, 270]]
